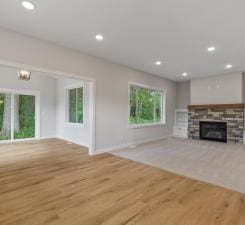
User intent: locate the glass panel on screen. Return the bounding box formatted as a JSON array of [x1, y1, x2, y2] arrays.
[[137, 87, 154, 124], [129, 86, 137, 124], [155, 92, 162, 123], [129, 85, 163, 125], [14, 95, 35, 139], [0, 93, 11, 140], [69, 89, 77, 123], [77, 87, 83, 123], [68, 87, 83, 124]]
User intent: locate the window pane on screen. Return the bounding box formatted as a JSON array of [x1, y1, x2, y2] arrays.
[[69, 89, 77, 123], [77, 87, 83, 123], [0, 93, 11, 140], [129, 85, 163, 125], [129, 86, 137, 124], [68, 87, 83, 124], [137, 88, 154, 124], [14, 95, 35, 139], [155, 92, 162, 123]]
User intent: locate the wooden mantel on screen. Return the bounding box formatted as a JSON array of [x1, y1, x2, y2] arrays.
[[188, 103, 245, 110]]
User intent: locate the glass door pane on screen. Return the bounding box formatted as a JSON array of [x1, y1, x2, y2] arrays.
[[0, 93, 11, 141], [14, 94, 35, 140]]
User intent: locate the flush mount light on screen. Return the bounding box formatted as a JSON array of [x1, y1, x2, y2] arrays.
[[182, 72, 188, 77], [22, 1, 35, 10], [95, 34, 104, 41], [18, 69, 31, 81], [155, 61, 162, 66], [207, 46, 216, 52], [225, 64, 233, 69]]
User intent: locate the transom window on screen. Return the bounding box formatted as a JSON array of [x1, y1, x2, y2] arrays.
[[129, 83, 165, 126], [67, 85, 84, 124]]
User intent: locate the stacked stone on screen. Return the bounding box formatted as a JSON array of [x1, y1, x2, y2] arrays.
[[188, 108, 244, 143]]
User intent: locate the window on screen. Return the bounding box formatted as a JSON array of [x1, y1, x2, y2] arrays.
[[129, 83, 164, 126], [67, 86, 84, 124]]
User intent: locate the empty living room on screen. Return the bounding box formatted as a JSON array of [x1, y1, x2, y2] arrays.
[[0, 1, 245, 224]]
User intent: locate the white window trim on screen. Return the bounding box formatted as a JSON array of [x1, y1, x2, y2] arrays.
[[127, 82, 166, 129], [65, 83, 85, 128]]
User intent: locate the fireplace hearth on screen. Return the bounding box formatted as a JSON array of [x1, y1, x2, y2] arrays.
[[200, 121, 227, 143]]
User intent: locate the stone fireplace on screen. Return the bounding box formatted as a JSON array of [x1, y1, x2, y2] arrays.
[[188, 104, 245, 143], [199, 121, 227, 143]]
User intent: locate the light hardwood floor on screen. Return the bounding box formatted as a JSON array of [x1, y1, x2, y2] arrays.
[[0, 139, 244, 225]]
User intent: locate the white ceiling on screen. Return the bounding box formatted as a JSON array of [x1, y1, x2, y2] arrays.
[[0, 0, 245, 81]]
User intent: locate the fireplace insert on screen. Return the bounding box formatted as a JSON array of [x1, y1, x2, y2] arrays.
[[199, 121, 227, 143]]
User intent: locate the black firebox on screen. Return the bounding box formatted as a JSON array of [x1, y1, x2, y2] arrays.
[[199, 121, 227, 143]]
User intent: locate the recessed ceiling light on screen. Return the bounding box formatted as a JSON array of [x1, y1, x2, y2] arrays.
[[225, 64, 233, 69], [22, 1, 35, 10], [207, 46, 216, 52], [95, 34, 104, 41], [155, 61, 162, 66], [182, 72, 188, 77]]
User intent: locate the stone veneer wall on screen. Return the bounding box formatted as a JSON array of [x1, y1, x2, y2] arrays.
[[188, 108, 244, 143]]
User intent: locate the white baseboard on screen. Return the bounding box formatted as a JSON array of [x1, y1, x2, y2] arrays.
[[94, 135, 171, 155], [38, 136, 57, 140], [56, 135, 89, 148]]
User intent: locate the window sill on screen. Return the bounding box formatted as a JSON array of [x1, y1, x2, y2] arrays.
[[65, 123, 85, 128], [127, 123, 165, 129]]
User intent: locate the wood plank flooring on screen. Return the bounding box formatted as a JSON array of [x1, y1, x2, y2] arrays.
[[0, 139, 244, 225]]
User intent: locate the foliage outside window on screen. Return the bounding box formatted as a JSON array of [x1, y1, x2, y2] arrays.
[[67, 87, 84, 124], [129, 84, 163, 126], [0, 93, 35, 141]]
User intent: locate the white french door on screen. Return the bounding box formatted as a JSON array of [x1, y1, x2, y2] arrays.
[[0, 89, 40, 142]]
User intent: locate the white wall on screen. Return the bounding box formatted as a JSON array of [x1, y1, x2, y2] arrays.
[[0, 66, 57, 138], [56, 78, 90, 147], [177, 81, 190, 109], [0, 28, 177, 153], [191, 73, 243, 104]]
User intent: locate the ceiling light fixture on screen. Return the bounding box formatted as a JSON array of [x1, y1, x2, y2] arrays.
[[182, 72, 188, 77], [207, 46, 216, 52], [95, 34, 104, 41], [22, 1, 35, 10], [18, 69, 31, 81], [155, 61, 162, 66], [225, 64, 233, 69]]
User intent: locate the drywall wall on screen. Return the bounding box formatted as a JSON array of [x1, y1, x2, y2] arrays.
[[0, 66, 56, 138], [0, 27, 177, 152], [243, 72, 245, 103], [177, 81, 190, 109], [191, 73, 243, 104], [56, 77, 90, 147]]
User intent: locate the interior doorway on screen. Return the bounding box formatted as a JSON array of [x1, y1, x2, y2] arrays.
[[0, 62, 95, 155]]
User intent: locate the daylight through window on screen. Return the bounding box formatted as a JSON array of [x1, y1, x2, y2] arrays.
[[67, 86, 84, 124], [129, 84, 164, 126]]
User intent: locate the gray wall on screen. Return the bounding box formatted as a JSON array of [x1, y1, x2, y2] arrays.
[[56, 77, 90, 147], [0, 66, 57, 138], [0, 28, 177, 152], [191, 72, 243, 104], [177, 81, 190, 109], [243, 72, 245, 103]]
